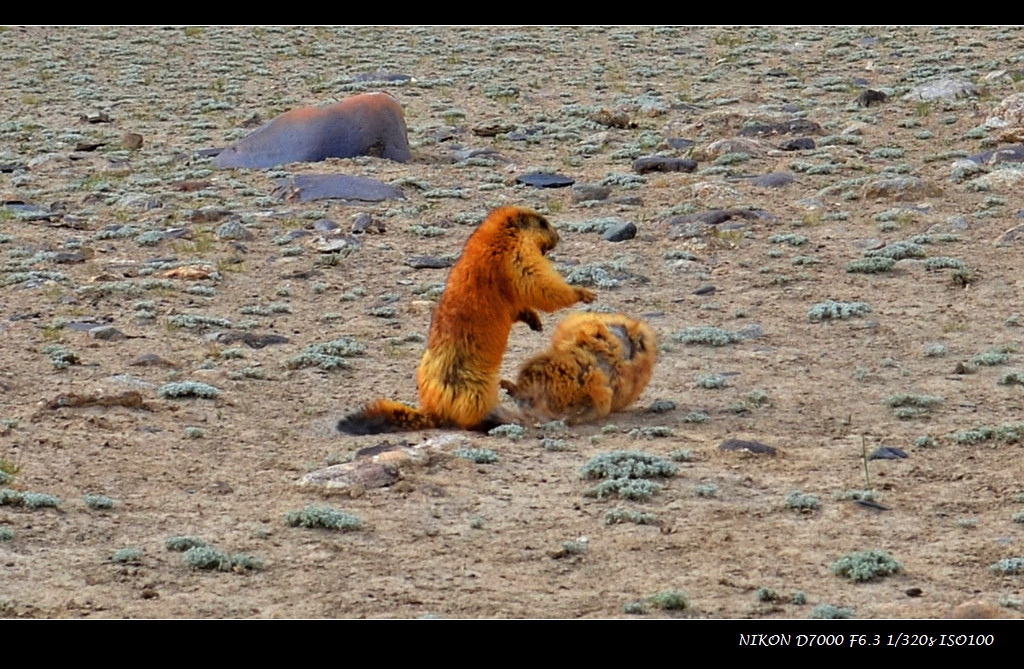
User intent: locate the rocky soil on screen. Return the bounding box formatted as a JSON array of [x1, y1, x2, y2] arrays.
[[2, 26, 1024, 619]]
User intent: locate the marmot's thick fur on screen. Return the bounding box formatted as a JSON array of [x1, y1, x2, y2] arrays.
[[337, 206, 596, 434], [500, 313, 657, 425]]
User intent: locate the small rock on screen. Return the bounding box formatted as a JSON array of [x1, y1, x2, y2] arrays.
[[997, 224, 1024, 245], [693, 285, 715, 296], [571, 184, 610, 202], [516, 172, 574, 189], [965, 144, 1024, 166], [645, 399, 676, 414], [903, 78, 978, 102], [80, 111, 112, 123], [632, 156, 697, 174], [313, 218, 340, 233], [718, 439, 776, 456], [130, 353, 177, 368], [779, 137, 815, 151], [122, 132, 143, 149], [602, 222, 636, 242], [472, 119, 516, 137], [406, 255, 453, 269], [747, 172, 794, 188], [215, 220, 254, 241], [75, 141, 105, 152], [88, 325, 125, 341], [315, 236, 361, 253], [862, 177, 942, 200], [352, 71, 412, 83], [869, 446, 908, 460]]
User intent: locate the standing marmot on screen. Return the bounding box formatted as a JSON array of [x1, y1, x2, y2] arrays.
[[500, 312, 657, 425], [337, 206, 596, 434]]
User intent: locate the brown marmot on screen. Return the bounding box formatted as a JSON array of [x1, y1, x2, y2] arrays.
[[337, 206, 596, 434], [500, 312, 657, 425]]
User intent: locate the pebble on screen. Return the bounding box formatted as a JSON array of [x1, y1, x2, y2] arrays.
[[215, 220, 254, 241], [406, 255, 453, 269], [129, 353, 177, 368], [516, 173, 574, 188], [632, 156, 697, 174], [602, 222, 636, 242], [209, 332, 289, 348]]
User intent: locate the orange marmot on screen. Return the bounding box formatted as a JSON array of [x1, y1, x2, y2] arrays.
[[337, 206, 596, 434], [500, 312, 657, 425]]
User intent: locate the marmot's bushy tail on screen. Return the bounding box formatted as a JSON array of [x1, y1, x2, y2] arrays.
[[336, 399, 439, 435]]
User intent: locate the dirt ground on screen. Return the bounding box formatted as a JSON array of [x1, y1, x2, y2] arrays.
[[1, 26, 1024, 619]]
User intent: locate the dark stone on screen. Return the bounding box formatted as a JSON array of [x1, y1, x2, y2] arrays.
[[129, 353, 177, 368], [406, 255, 453, 269], [602, 222, 636, 242], [632, 156, 697, 174], [273, 174, 404, 203], [738, 119, 821, 137], [50, 251, 87, 264], [516, 172, 574, 189], [779, 137, 815, 151], [693, 285, 716, 295], [74, 141, 106, 152], [856, 89, 888, 107], [195, 148, 222, 158], [747, 172, 794, 188], [869, 446, 908, 460], [352, 72, 412, 83], [668, 208, 775, 227], [966, 144, 1024, 166], [162, 227, 193, 240], [854, 499, 890, 511], [0, 163, 25, 173], [214, 92, 412, 168], [718, 439, 777, 456]]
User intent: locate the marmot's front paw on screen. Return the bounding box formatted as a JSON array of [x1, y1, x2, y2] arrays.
[[576, 287, 597, 303], [516, 309, 544, 332], [500, 379, 518, 394]]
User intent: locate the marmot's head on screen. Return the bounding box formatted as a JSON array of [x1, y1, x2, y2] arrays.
[[488, 206, 560, 255]]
